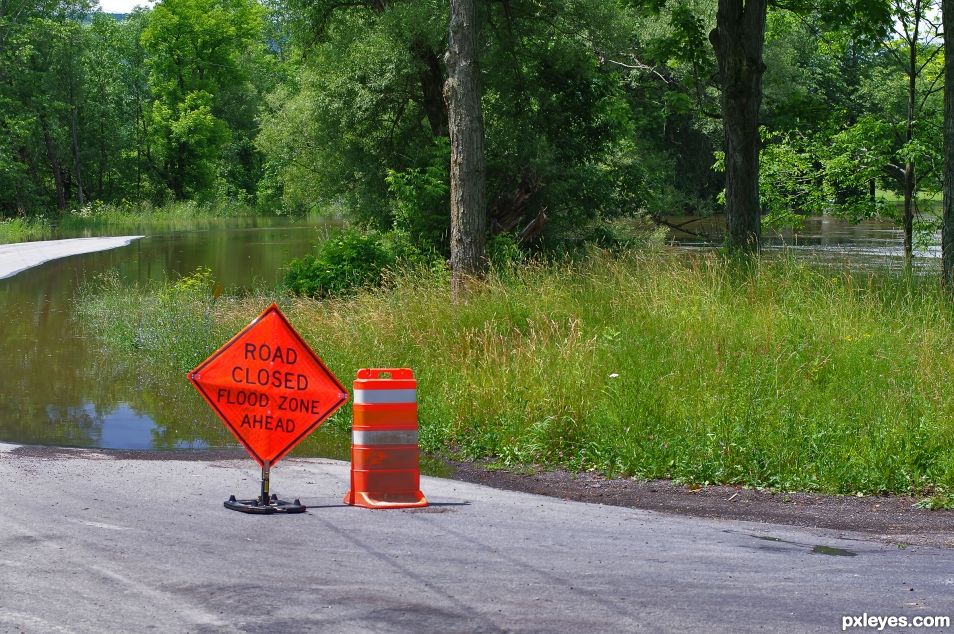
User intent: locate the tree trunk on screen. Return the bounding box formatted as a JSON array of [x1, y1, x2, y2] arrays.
[[943, 0, 954, 286], [417, 47, 449, 137], [14, 146, 30, 216], [171, 141, 187, 199], [710, 0, 767, 251], [71, 106, 85, 206], [41, 117, 67, 212], [902, 5, 919, 265], [902, 161, 915, 260], [445, 0, 487, 298]]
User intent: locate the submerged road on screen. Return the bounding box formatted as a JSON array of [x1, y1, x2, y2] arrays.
[[0, 445, 950, 633], [0, 236, 143, 280]]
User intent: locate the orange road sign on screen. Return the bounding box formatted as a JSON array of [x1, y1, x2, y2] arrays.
[[187, 304, 349, 467]]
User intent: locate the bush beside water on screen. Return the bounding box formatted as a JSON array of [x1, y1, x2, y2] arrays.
[[76, 251, 954, 497], [284, 230, 397, 298]]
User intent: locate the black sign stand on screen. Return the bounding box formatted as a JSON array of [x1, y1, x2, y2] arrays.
[[224, 461, 307, 514]]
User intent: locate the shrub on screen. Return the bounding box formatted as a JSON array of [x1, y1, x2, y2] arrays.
[[284, 229, 395, 298]]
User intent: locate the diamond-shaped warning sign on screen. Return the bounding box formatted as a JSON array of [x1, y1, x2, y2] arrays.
[[187, 304, 348, 467]]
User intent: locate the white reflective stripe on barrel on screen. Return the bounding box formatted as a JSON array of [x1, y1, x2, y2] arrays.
[[352, 430, 419, 445], [353, 389, 417, 404]]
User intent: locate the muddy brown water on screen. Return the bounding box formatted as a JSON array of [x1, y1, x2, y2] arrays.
[[0, 218, 339, 453], [0, 214, 939, 454]]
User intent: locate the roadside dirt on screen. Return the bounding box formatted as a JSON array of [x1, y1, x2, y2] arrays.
[[450, 461, 954, 549]]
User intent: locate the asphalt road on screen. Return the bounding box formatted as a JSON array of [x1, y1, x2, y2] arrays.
[[0, 444, 951, 634]]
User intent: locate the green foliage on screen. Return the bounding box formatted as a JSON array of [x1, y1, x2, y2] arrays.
[[914, 491, 954, 510], [385, 137, 450, 253], [487, 233, 525, 268], [0, 0, 279, 217], [759, 120, 890, 227], [0, 0, 946, 256], [0, 216, 55, 244], [141, 0, 267, 200], [78, 251, 954, 495], [283, 229, 396, 298], [759, 3, 942, 236], [257, 0, 686, 250], [172, 265, 214, 293]]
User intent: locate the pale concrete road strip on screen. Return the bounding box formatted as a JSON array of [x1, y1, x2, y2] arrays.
[[0, 449, 951, 633], [0, 236, 143, 280]]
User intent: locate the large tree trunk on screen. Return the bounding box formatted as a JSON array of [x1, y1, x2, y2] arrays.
[[943, 0, 954, 286], [710, 0, 767, 251], [445, 0, 487, 298]]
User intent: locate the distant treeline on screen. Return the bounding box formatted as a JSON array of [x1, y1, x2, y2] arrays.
[[0, 0, 941, 252]]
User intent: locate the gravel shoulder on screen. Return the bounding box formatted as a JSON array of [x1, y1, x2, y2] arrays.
[[451, 461, 954, 549]]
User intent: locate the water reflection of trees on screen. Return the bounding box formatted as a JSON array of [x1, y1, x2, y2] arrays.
[[0, 273, 100, 446], [0, 219, 347, 453], [83, 353, 352, 457]]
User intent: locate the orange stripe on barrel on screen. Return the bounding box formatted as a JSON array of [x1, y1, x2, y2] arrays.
[[351, 469, 420, 493], [353, 403, 418, 429], [352, 446, 419, 471]]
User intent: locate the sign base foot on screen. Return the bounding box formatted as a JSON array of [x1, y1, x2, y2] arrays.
[[224, 494, 306, 515]]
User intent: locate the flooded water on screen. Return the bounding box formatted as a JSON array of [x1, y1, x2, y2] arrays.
[[0, 218, 343, 453], [667, 214, 942, 273], [0, 213, 936, 454]]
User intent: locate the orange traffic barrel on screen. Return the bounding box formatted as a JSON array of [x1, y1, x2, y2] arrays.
[[344, 368, 428, 509]]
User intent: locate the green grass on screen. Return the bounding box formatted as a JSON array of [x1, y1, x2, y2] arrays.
[[57, 200, 262, 235], [75, 251, 954, 496], [0, 216, 55, 244], [875, 189, 942, 217]]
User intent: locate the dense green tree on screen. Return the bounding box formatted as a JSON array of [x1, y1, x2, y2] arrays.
[[757, 4, 942, 259], [2, 0, 948, 278], [886, 0, 943, 260], [79, 12, 150, 201], [140, 0, 266, 200], [0, 0, 93, 214], [257, 0, 651, 251]]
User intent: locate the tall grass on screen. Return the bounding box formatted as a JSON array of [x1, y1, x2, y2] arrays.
[[0, 217, 55, 244], [0, 200, 268, 244], [76, 251, 954, 495], [58, 200, 261, 235]]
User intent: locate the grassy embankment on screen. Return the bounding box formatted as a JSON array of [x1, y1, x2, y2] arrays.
[[0, 201, 263, 244], [0, 216, 55, 244], [76, 251, 954, 503]]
